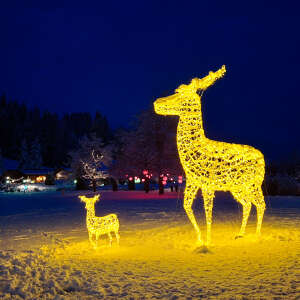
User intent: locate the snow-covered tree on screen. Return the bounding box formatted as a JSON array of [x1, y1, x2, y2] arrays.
[[69, 134, 112, 192], [0, 149, 3, 175], [18, 139, 30, 169], [19, 138, 43, 170], [111, 108, 182, 193], [30, 138, 43, 169]]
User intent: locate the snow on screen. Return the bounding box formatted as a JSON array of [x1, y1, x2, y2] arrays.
[[14, 183, 57, 193], [0, 190, 300, 299]]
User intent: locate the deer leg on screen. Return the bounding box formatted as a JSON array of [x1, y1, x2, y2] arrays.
[[183, 183, 201, 244], [232, 191, 252, 238], [202, 189, 215, 246], [252, 187, 265, 236], [239, 201, 251, 237], [108, 232, 113, 247]]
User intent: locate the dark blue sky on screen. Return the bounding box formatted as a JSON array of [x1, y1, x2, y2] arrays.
[[1, 1, 300, 161]]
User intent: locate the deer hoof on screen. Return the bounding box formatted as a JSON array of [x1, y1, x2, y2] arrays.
[[193, 245, 211, 254], [235, 235, 244, 240]]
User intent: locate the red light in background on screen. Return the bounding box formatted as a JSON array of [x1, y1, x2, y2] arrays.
[[178, 175, 183, 184]]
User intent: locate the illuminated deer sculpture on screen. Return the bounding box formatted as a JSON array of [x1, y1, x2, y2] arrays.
[[154, 65, 265, 245], [79, 195, 120, 248]]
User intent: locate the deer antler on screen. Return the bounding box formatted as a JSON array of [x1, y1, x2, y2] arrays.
[[193, 65, 226, 91]]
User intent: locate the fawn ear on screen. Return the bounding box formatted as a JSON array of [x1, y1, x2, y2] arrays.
[[94, 195, 100, 202], [79, 195, 86, 202]]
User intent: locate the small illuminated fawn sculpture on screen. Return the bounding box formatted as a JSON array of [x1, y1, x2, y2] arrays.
[[154, 66, 265, 245], [79, 195, 120, 248]]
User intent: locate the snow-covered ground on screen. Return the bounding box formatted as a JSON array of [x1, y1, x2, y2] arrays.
[[0, 190, 300, 299]]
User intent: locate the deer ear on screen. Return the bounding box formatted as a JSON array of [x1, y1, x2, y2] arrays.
[[95, 195, 100, 202]]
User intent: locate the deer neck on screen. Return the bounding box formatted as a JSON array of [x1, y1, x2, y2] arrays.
[[177, 110, 206, 146]]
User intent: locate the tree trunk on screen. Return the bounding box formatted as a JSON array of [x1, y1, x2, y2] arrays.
[[144, 178, 150, 193], [92, 179, 96, 192], [111, 178, 118, 191]]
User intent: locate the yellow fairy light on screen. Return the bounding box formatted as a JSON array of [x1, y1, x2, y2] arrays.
[[79, 195, 120, 248], [154, 65, 265, 245]]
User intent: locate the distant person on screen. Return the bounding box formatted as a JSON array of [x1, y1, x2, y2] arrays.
[[170, 182, 174, 192], [144, 178, 150, 193], [175, 182, 178, 192]]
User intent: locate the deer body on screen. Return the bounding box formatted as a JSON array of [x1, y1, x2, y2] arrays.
[[177, 116, 265, 190], [154, 66, 265, 245], [79, 195, 120, 248]]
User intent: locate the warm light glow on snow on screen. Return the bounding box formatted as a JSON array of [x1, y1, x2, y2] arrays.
[[79, 194, 120, 248], [154, 65, 266, 245]]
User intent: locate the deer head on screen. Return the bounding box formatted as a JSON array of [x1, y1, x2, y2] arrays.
[[154, 65, 226, 117], [79, 195, 100, 210]]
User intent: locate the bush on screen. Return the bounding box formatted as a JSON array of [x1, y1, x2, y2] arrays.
[[264, 175, 300, 195], [45, 174, 55, 185]]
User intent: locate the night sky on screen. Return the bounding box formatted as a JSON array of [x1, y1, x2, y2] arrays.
[[1, 2, 300, 161]]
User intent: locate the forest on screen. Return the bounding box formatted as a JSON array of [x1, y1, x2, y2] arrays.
[[0, 93, 300, 195], [0, 93, 111, 168]]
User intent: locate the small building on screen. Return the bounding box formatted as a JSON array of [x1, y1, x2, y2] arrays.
[[22, 168, 54, 183], [1, 158, 23, 181], [55, 168, 72, 180]]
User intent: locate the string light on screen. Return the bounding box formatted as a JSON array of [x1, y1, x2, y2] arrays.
[[154, 65, 265, 245], [79, 195, 120, 248]]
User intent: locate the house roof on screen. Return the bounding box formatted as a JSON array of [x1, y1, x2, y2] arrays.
[[22, 169, 54, 175]]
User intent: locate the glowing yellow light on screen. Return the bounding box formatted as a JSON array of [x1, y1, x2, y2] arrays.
[[36, 176, 46, 183], [154, 65, 265, 245], [79, 194, 120, 248]]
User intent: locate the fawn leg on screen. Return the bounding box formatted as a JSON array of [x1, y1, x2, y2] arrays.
[[95, 232, 100, 248], [115, 231, 120, 246], [202, 189, 215, 246], [108, 232, 112, 247], [183, 182, 201, 244], [88, 231, 93, 244], [89, 232, 96, 248]]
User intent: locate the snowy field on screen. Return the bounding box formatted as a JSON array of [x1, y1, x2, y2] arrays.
[[0, 190, 300, 299]]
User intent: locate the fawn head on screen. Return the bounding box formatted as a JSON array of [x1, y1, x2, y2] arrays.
[[79, 195, 100, 210], [154, 65, 226, 117]]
